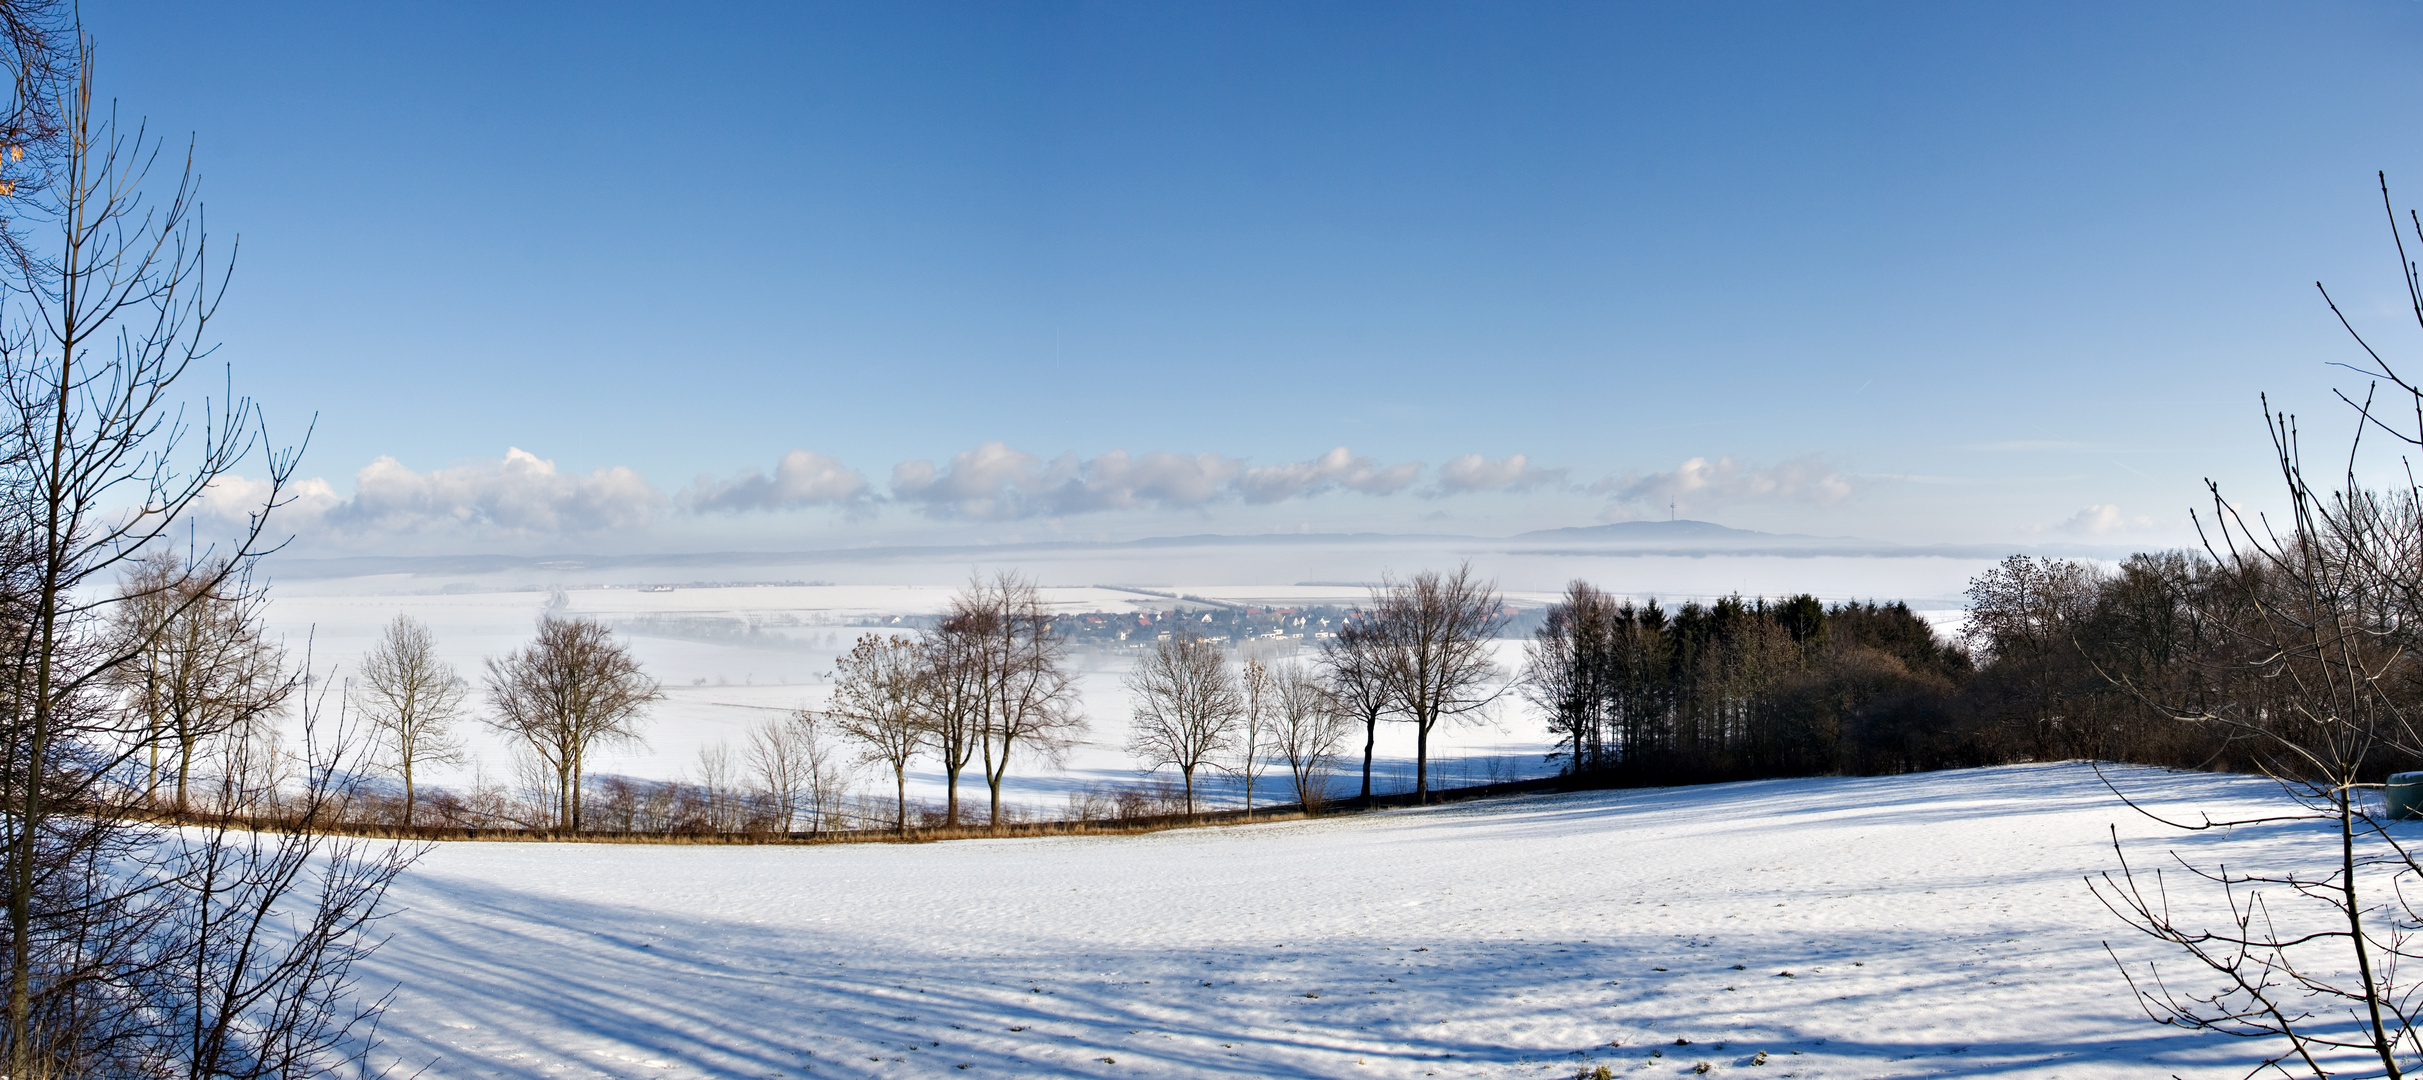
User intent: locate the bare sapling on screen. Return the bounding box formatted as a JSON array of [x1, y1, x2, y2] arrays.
[[1235, 654, 1273, 817], [694, 741, 745, 833], [355, 612, 467, 825], [744, 713, 831, 834], [2093, 176, 2423, 1078], [1273, 661, 1352, 813]]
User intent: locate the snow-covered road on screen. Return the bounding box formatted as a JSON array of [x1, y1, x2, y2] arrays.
[[358, 763, 2312, 1078]]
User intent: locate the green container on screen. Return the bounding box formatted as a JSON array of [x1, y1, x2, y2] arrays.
[[2388, 772, 2423, 821]]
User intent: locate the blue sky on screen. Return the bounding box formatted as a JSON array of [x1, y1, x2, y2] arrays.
[[84, 1, 2423, 554]]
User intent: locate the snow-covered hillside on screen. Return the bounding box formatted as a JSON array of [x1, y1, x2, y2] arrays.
[[354, 762, 2301, 1078]]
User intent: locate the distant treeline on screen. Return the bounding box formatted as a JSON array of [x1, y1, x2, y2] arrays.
[[1524, 550, 2305, 784]]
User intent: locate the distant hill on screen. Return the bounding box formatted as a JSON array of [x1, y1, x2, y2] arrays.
[[1510, 519, 1857, 545], [1502, 515, 1880, 544]]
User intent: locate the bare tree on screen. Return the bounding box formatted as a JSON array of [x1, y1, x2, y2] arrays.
[[916, 618, 985, 825], [483, 615, 661, 831], [2092, 176, 2423, 1078], [693, 741, 745, 834], [1320, 617, 1395, 805], [1125, 631, 1239, 816], [0, 27, 426, 1071], [153, 647, 418, 1079], [959, 573, 1084, 831], [1272, 661, 1351, 812], [745, 715, 809, 834], [798, 710, 854, 835], [354, 613, 466, 825], [0, 21, 420, 1037], [107, 551, 292, 814], [1234, 654, 1273, 817], [750, 708, 853, 836], [1368, 564, 1507, 803], [0, 0, 65, 268], [1522, 580, 1615, 774], [830, 631, 924, 834]]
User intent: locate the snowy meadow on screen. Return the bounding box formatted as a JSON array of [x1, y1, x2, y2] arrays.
[[354, 762, 2296, 1079]]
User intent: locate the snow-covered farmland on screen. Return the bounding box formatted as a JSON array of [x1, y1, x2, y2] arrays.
[[252, 539, 1996, 812], [258, 581, 1558, 811], [356, 762, 2303, 1079]]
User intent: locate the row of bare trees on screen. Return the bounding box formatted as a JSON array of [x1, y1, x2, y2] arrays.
[[1122, 564, 1514, 813], [827, 572, 1084, 833], [1124, 637, 1353, 815]]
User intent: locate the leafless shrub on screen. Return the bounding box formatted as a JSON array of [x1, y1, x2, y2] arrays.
[[1272, 661, 1352, 814]]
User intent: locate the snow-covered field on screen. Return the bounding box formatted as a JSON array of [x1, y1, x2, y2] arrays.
[[356, 762, 2307, 1079], [258, 582, 1558, 811], [252, 542, 1996, 811]]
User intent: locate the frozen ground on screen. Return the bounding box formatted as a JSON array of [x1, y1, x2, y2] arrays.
[[355, 762, 2315, 1079]]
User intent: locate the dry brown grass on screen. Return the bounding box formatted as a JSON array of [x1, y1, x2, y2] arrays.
[[157, 775, 1566, 847]]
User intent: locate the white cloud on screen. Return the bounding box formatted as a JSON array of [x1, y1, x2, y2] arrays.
[[205, 441, 1542, 540], [1236, 447, 1423, 503], [2051, 504, 2161, 535], [183, 473, 345, 542], [245, 449, 666, 540], [683, 449, 870, 513], [1070, 449, 1244, 512], [889, 442, 1248, 520], [1431, 453, 1566, 495], [887, 443, 1437, 519], [1593, 454, 1851, 511]]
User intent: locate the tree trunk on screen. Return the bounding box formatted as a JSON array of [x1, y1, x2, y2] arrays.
[[1359, 714, 1376, 806], [894, 764, 907, 834], [1415, 716, 1432, 805], [176, 733, 194, 815], [945, 768, 959, 827]]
